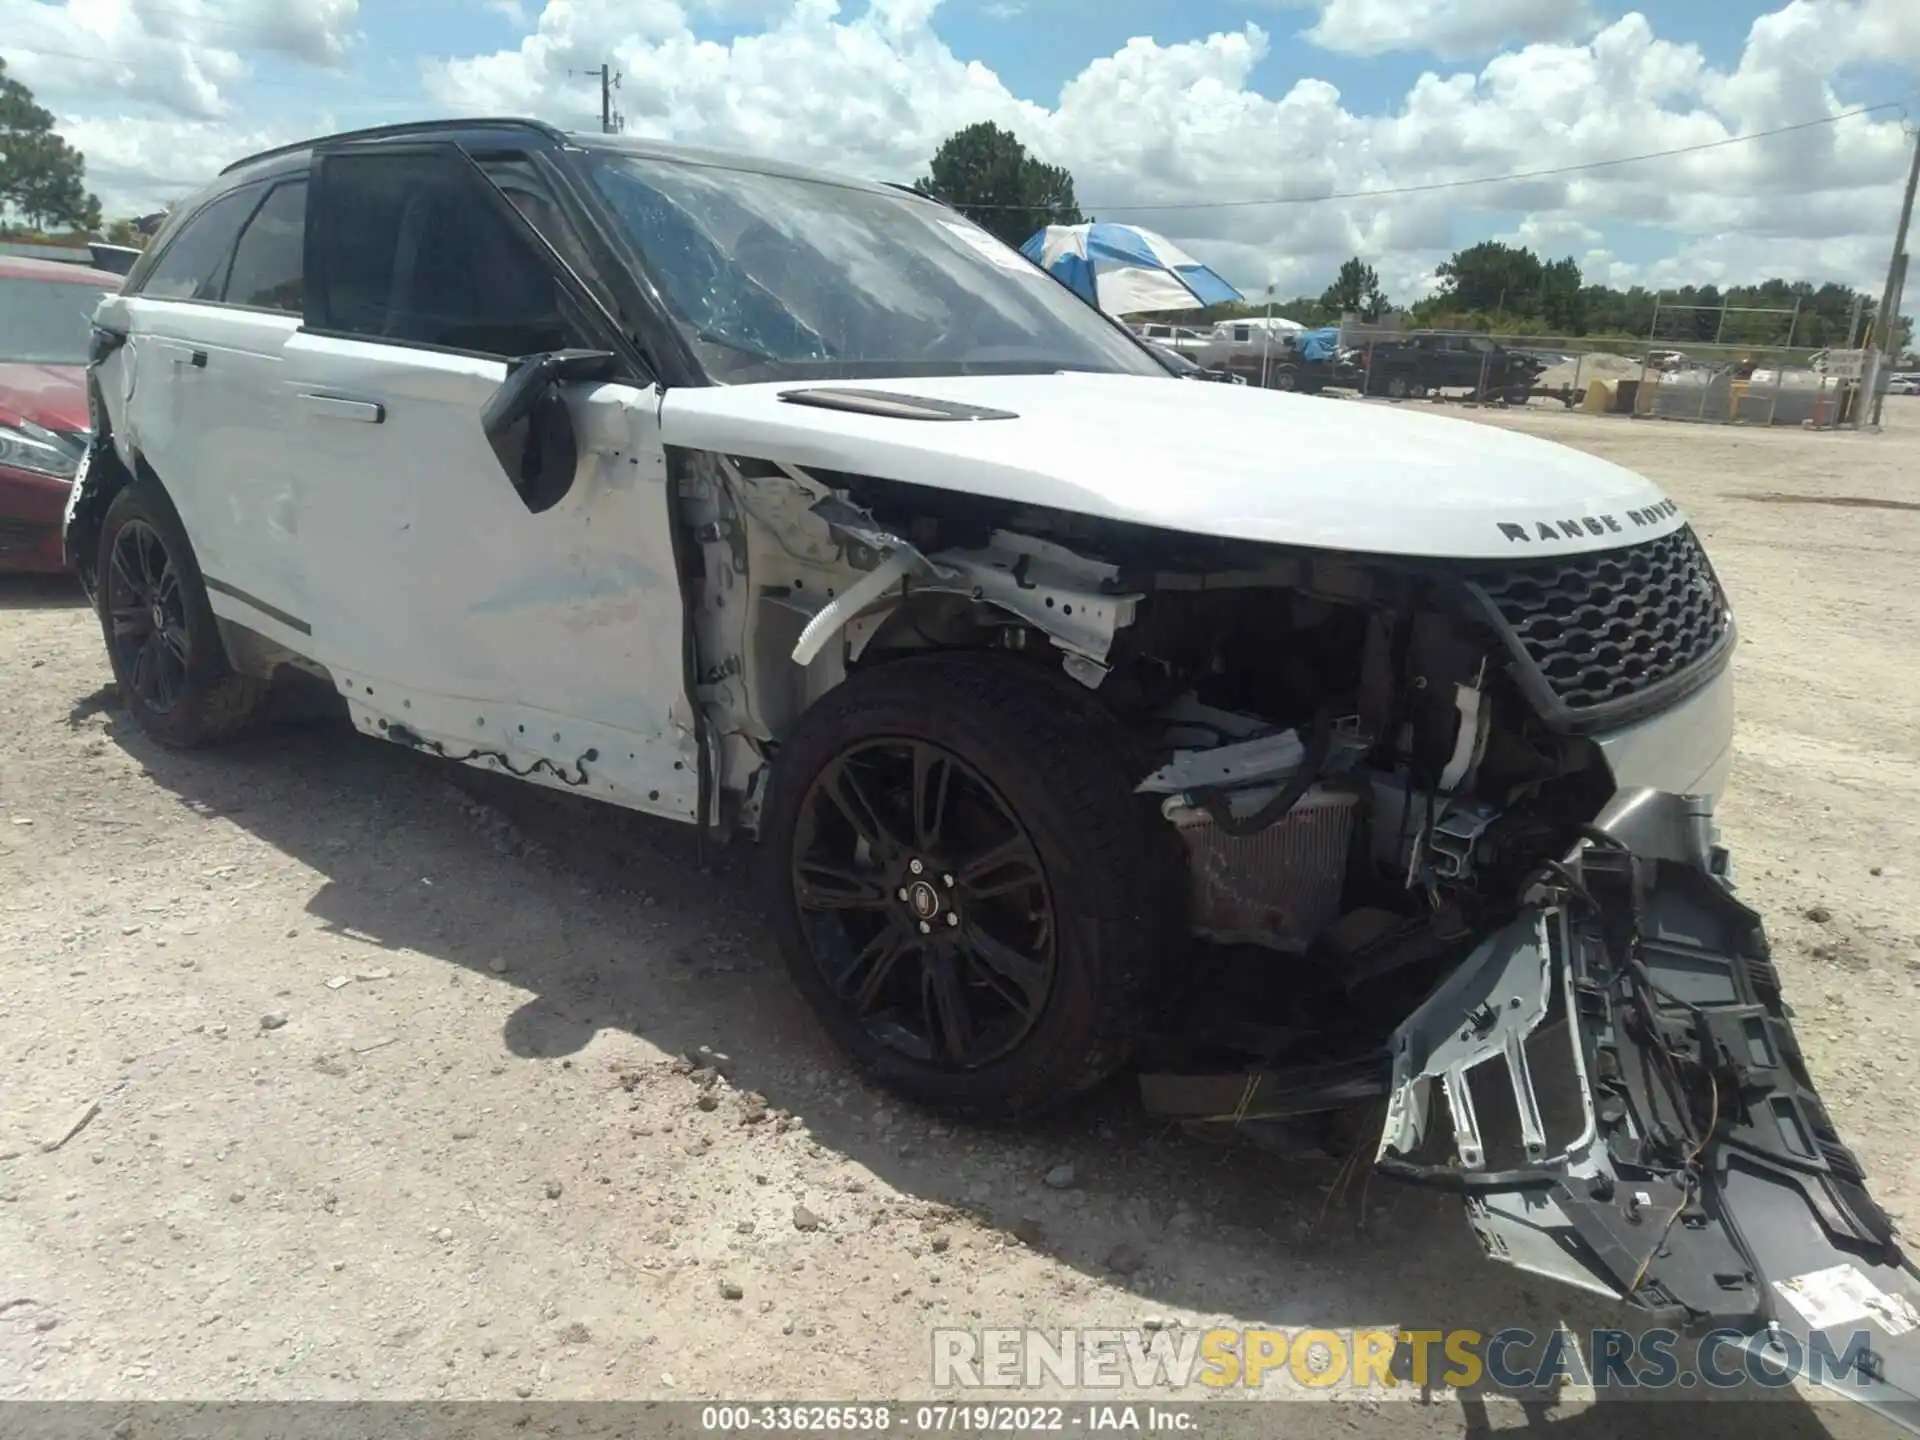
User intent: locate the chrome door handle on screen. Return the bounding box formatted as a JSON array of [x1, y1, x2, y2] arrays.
[[298, 393, 385, 424]]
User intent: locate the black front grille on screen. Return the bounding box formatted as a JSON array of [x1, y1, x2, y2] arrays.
[[1468, 526, 1732, 718]]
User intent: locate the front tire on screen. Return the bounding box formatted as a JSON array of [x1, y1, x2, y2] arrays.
[[762, 653, 1180, 1120], [95, 483, 268, 748]]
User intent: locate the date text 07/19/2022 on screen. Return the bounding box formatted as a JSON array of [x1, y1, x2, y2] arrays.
[[699, 1404, 1193, 1432]]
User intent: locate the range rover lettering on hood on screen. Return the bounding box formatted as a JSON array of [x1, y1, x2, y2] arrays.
[[1498, 497, 1683, 545]]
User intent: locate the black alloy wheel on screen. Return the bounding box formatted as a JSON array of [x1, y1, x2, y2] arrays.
[[94, 482, 267, 747], [105, 518, 190, 714], [791, 738, 1056, 1070], [762, 652, 1178, 1119]]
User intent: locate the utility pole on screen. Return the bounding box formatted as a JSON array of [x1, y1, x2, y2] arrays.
[[1858, 125, 1920, 428], [1260, 282, 1275, 389], [573, 63, 623, 134], [1872, 255, 1908, 427]]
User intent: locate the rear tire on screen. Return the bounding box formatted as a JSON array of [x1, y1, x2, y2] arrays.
[[762, 653, 1180, 1120], [95, 482, 268, 748]]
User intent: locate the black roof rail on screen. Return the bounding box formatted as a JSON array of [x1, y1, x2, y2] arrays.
[[882, 180, 944, 206], [219, 117, 570, 176]]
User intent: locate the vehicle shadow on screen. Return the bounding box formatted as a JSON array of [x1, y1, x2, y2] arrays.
[[0, 572, 88, 610], [85, 695, 1865, 1435]]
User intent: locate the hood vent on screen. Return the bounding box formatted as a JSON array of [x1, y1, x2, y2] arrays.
[[776, 388, 1017, 421]]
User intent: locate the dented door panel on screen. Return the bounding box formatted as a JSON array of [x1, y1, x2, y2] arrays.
[[282, 331, 699, 819]]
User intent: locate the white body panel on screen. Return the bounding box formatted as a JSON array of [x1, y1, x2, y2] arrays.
[[92, 299, 700, 821], [101, 295, 310, 610], [272, 332, 699, 818], [1592, 663, 1736, 803], [659, 372, 1685, 561]]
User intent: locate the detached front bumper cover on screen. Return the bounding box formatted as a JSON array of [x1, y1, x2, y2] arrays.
[[1379, 788, 1920, 1428]]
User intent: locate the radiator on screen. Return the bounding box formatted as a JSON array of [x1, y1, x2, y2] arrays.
[[1172, 786, 1358, 950]]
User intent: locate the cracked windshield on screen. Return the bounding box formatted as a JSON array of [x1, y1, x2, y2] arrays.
[[586, 155, 1160, 383]]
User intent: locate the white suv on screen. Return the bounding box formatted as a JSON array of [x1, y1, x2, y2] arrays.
[[64, 120, 1920, 1393]]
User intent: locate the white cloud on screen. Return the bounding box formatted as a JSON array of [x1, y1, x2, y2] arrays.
[[2, 0, 361, 117], [10, 0, 1920, 301], [57, 114, 326, 215], [1291, 0, 1601, 60], [415, 0, 1917, 298]]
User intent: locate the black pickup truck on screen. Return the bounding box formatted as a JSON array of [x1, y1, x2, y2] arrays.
[[1361, 333, 1545, 402]]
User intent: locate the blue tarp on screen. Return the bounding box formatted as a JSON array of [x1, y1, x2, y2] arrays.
[[1296, 326, 1341, 363]]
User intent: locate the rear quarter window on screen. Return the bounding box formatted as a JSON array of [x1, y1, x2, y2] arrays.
[[222, 180, 307, 313], [138, 185, 263, 302]]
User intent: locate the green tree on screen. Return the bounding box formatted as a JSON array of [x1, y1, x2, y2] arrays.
[[1538, 256, 1584, 333], [0, 59, 102, 234], [915, 121, 1082, 249], [104, 216, 146, 248], [1117, 246, 1906, 353], [1320, 256, 1389, 320], [1433, 241, 1544, 319]]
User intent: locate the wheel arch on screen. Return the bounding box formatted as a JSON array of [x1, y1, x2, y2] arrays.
[[90, 478, 272, 746], [63, 381, 145, 597], [68, 427, 185, 598], [728, 590, 1070, 838], [87, 452, 266, 682]]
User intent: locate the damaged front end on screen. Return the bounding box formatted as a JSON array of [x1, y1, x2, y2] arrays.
[[670, 443, 1918, 1418], [1063, 531, 1920, 1420], [1143, 766, 1920, 1419], [1374, 788, 1920, 1423]]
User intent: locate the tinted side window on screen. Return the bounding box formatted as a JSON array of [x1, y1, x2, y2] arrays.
[[141, 186, 261, 301], [223, 180, 307, 313], [311, 150, 583, 357]]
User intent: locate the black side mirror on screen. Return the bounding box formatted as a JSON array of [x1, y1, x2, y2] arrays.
[[482, 349, 618, 514]]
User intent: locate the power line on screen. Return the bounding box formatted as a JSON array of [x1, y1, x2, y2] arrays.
[[948, 100, 1910, 213]]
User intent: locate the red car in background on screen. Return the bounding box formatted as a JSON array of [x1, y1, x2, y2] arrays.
[[0, 255, 122, 572]]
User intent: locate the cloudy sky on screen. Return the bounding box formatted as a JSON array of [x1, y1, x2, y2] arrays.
[[5, 0, 1918, 301]]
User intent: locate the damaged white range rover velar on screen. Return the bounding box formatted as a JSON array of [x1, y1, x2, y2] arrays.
[[64, 120, 1920, 1422]]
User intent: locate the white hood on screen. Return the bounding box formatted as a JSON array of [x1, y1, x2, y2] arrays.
[[658, 372, 1685, 561]]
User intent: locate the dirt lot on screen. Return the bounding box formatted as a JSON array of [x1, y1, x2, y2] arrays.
[[2, 405, 1917, 1435]]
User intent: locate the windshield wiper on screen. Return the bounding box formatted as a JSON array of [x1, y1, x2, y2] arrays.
[[692, 327, 781, 364]]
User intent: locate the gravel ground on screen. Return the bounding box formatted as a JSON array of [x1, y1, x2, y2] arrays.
[[2, 406, 1916, 1436]]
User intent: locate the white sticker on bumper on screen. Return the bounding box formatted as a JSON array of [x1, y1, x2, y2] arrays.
[[1774, 1262, 1920, 1336]]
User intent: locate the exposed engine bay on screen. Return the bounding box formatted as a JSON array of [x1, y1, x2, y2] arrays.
[[679, 443, 1671, 1087]]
